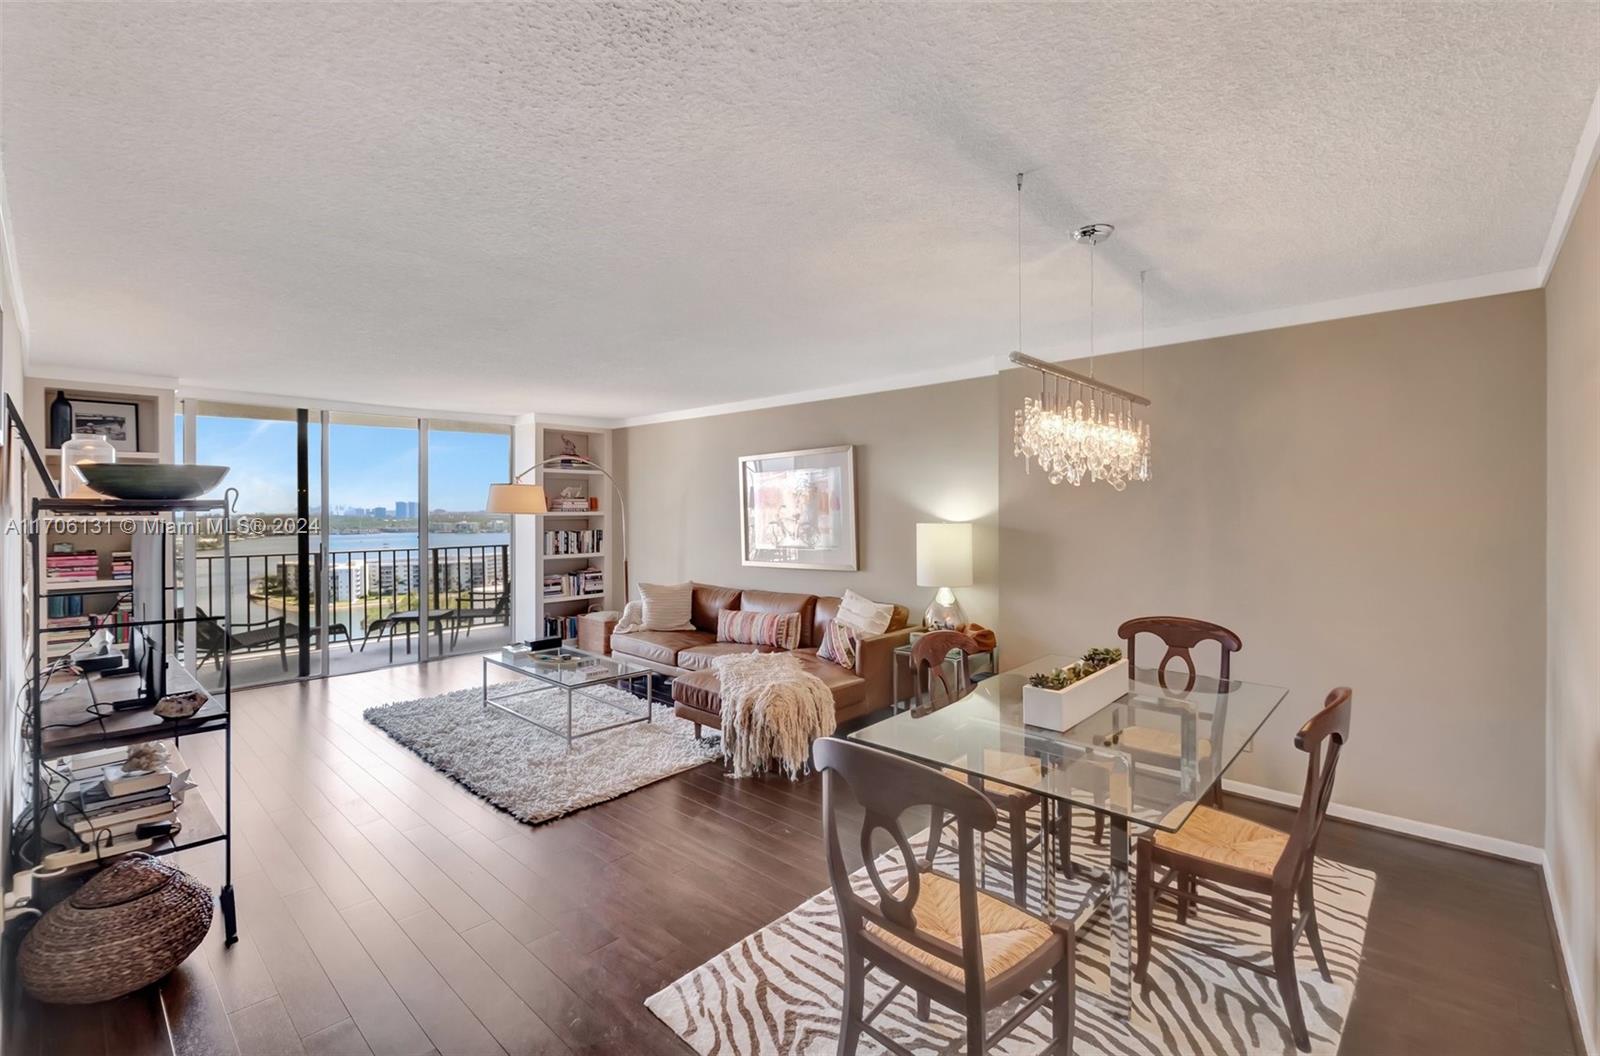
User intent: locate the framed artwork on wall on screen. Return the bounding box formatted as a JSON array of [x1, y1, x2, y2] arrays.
[[739, 444, 858, 570], [69, 398, 141, 452]]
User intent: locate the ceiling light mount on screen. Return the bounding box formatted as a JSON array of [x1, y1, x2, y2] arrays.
[[1071, 223, 1114, 246]]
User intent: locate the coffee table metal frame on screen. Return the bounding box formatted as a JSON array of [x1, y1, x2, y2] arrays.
[[482, 647, 655, 747]]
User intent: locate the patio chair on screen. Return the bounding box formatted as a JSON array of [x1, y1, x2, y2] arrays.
[[450, 588, 511, 647], [187, 606, 288, 671]]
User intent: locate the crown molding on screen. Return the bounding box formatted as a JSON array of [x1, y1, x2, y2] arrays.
[[0, 151, 31, 364], [615, 355, 1006, 428], [1538, 81, 1600, 286], [613, 264, 1540, 429]]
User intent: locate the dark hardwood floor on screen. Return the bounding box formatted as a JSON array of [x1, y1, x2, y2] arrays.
[[5, 655, 1582, 1055]]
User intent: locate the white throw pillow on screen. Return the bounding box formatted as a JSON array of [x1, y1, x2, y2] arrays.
[[638, 582, 696, 631], [836, 589, 895, 635]]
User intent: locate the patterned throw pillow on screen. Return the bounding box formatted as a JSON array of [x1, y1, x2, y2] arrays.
[[836, 589, 895, 635], [717, 609, 802, 650], [638, 582, 696, 631], [817, 619, 863, 670]]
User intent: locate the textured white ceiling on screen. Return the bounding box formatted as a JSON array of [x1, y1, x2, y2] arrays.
[[3, 2, 1597, 420]]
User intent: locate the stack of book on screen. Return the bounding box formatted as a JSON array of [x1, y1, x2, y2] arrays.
[[543, 528, 603, 555], [56, 746, 190, 847], [542, 613, 584, 639], [542, 569, 603, 598], [45, 551, 100, 585], [111, 550, 133, 583], [548, 495, 596, 512]]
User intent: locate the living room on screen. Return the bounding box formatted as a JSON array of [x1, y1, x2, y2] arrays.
[[0, 5, 1596, 1056]]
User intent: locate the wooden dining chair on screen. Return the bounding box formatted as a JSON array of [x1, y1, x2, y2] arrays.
[[814, 737, 1076, 1056], [915, 632, 1045, 907], [1086, 616, 1244, 847], [1134, 687, 1352, 1052]]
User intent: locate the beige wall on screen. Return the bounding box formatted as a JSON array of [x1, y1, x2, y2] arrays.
[[999, 292, 1548, 845], [616, 377, 1000, 627], [1545, 164, 1598, 1049], [620, 293, 1549, 847]]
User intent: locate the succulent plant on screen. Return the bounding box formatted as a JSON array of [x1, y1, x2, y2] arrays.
[[1026, 646, 1123, 689]]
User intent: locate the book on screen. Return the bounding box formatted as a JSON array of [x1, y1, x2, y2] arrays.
[[100, 763, 175, 798], [69, 798, 176, 835], [78, 785, 173, 817]]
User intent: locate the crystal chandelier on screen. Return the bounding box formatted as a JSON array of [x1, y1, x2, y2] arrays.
[[1008, 176, 1152, 490]]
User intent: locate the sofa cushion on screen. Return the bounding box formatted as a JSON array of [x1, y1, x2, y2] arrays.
[[740, 589, 817, 643], [690, 584, 742, 633], [793, 649, 868, 709], [670, 650, 867, 715], [611, 629, 713, 667], [676, 641, 779, 672], [672, 668, 724, 716]]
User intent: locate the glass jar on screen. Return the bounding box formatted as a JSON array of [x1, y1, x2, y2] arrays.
[[59, 432, 115, 498]]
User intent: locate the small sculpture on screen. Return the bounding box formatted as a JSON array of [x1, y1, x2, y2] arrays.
[[560, 434, 581, 458], [123, 741, 171, 773]]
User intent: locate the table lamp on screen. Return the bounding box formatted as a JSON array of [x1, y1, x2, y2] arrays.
[[916, 522, 973, 631]]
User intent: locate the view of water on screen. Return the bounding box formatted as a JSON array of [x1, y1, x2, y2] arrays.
[[187, 530, 513, 636]]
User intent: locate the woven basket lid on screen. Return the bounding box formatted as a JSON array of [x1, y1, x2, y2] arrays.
[[70, 853, 174, 909]]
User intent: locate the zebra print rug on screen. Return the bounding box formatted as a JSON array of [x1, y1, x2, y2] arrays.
[[646, 809, 1374, 1055]]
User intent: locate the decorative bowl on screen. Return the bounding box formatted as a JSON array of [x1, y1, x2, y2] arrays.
[[73, 463, 230, 501]]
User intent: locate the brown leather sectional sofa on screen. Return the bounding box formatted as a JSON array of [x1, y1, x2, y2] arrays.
[[608, 583, 914, 732]]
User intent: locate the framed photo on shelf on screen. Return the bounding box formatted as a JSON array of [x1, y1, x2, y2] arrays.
[[738, 444, 858, 571], [69, 398, 141, 452]]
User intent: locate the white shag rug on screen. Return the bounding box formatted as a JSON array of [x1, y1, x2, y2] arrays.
[[647, 809, 1374, 1056], [364, 683, 720, 824]]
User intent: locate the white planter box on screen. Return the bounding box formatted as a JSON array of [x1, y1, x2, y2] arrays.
[[1022, 659, 1129, 732]]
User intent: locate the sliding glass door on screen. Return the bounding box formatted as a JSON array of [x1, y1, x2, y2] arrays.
[[325, 412, 423, 671], [426, 421, 513, 657], [180, 400, 510, 685]]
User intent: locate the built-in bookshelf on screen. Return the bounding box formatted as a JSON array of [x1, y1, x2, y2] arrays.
[[23, 377, 177, 486], [532, 423, 617, 642]]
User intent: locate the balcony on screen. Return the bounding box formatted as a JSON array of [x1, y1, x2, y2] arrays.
[[182, 542, 512, 686]]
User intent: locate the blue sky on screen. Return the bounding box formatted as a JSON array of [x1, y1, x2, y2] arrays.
[[183, 415, 509, 514]]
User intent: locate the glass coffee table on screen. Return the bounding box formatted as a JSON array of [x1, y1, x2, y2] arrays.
[[483, 645, 656, 747]]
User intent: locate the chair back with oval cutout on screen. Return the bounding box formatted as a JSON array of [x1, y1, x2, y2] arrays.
[[1117, 615, 1242, 693], [910, 629, 982, 710], [813, 737, 996, 982]]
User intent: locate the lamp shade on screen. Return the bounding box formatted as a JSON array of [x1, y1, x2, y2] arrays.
[[916, 522, 973, 588], [486, 482, 548, 515]]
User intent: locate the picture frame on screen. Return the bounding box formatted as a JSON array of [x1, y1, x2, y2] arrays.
[[739, 444, 858, 571], [68, 398, 141, 452]]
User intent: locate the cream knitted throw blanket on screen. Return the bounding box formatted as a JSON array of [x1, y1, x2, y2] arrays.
[[711, 652, 836, 779]]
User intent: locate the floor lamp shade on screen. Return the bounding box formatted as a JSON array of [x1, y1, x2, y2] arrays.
[[916, 522, 973, 631], [486, 483, 549, 515]]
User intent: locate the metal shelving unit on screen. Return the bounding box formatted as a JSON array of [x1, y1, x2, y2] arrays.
[[22, 495, 237, 945]]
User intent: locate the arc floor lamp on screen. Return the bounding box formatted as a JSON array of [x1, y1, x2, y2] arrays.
[[487, 455, 628, 601]]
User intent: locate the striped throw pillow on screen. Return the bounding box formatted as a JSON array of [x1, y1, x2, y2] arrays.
[[817, 619, 862, 670], [717, 609, 802, 650]]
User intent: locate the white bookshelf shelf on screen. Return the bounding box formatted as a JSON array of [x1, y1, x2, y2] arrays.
[[542, 552, 602, 560], [42, 578, 128, 594], [542, 511, 605, 520], [542, 592, 607, 604]]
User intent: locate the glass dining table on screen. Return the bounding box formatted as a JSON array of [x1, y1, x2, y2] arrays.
[[848, 653, 1289, 1019]]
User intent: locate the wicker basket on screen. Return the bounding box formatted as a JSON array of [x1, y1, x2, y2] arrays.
[[19, 853, 214, 1004]]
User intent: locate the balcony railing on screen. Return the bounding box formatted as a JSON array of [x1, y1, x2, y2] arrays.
[[183, 543, 510, 658]]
